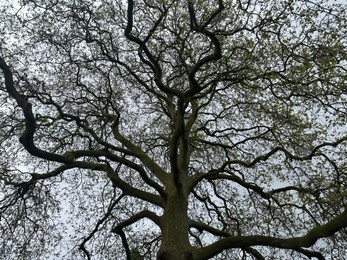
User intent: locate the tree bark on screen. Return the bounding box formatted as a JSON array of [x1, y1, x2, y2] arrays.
[[157, 189, 192, 260]]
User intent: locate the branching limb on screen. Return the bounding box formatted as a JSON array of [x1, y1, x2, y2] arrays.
[[112, 209, 160, 233], [189, 135, 347, 190], [244, 247, 265, 260], [185, 1, 224, 96], [0, 58, 71, 164], [295, 247, 325, 260], [71, 161, 164, 207], [124, 0, 180, 96], [62, 149, 166, 198], [79, 192, 125, 260], [189, 219, 231, 237], [196, 208, 347, 259], [111, 209, 160, 258]]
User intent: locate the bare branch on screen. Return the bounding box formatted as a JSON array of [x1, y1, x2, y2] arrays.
[[79, 192, 125, 259], [0, 58, 71, 164], [196, 208, 347, 259]]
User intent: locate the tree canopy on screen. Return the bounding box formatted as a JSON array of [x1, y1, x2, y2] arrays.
[[1, 0, 347, 259]]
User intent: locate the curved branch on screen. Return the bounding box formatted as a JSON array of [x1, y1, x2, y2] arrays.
[[79, 192, 125, 260], [72, 161, 164, 207], [111, 209, 160, 257], [189, 135, 347, 190], [295, 247, 325, 260], [125, 0, 180, 96], [195, 208, 347, 259], [206, 171, 270, 200], [190, 219, 231, 237], [112, 209, 160, 233], [185, 1, 224, 96], [0, 58, 71, 164], [64, 149, 167, 198]]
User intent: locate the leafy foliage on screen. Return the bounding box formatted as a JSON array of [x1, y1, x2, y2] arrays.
[[1, 0, 347, 259]]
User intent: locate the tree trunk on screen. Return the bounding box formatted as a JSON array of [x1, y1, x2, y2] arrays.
[[157, 190, 193, 260]]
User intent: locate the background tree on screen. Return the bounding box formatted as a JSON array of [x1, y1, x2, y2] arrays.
[[1, 0, 347, 259]]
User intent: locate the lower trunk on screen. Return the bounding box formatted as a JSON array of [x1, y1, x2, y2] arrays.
[[157, 250, 193, 260], [157, 191, 193, 260]]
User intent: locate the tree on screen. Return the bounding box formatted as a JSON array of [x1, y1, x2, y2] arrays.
[[1, 0, 347, 259]]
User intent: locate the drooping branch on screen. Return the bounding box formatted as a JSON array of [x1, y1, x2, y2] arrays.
[[0, 58, 72, 164], [295, 247, 325, 260]]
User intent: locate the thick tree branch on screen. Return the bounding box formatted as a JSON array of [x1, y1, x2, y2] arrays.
[[112, 209, 160, 233], [189, 135, 347, 190], [112, 118, 169, 186], [70, 161, 164, 207], [295, 247, 325, 260], [125, 0, 181, 97], [185, 1, 224, 96], [0, 58, 72, 164], [195, 208, 347, 259], [63, 149, 166, 197], [190, 219, 231, 237]]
